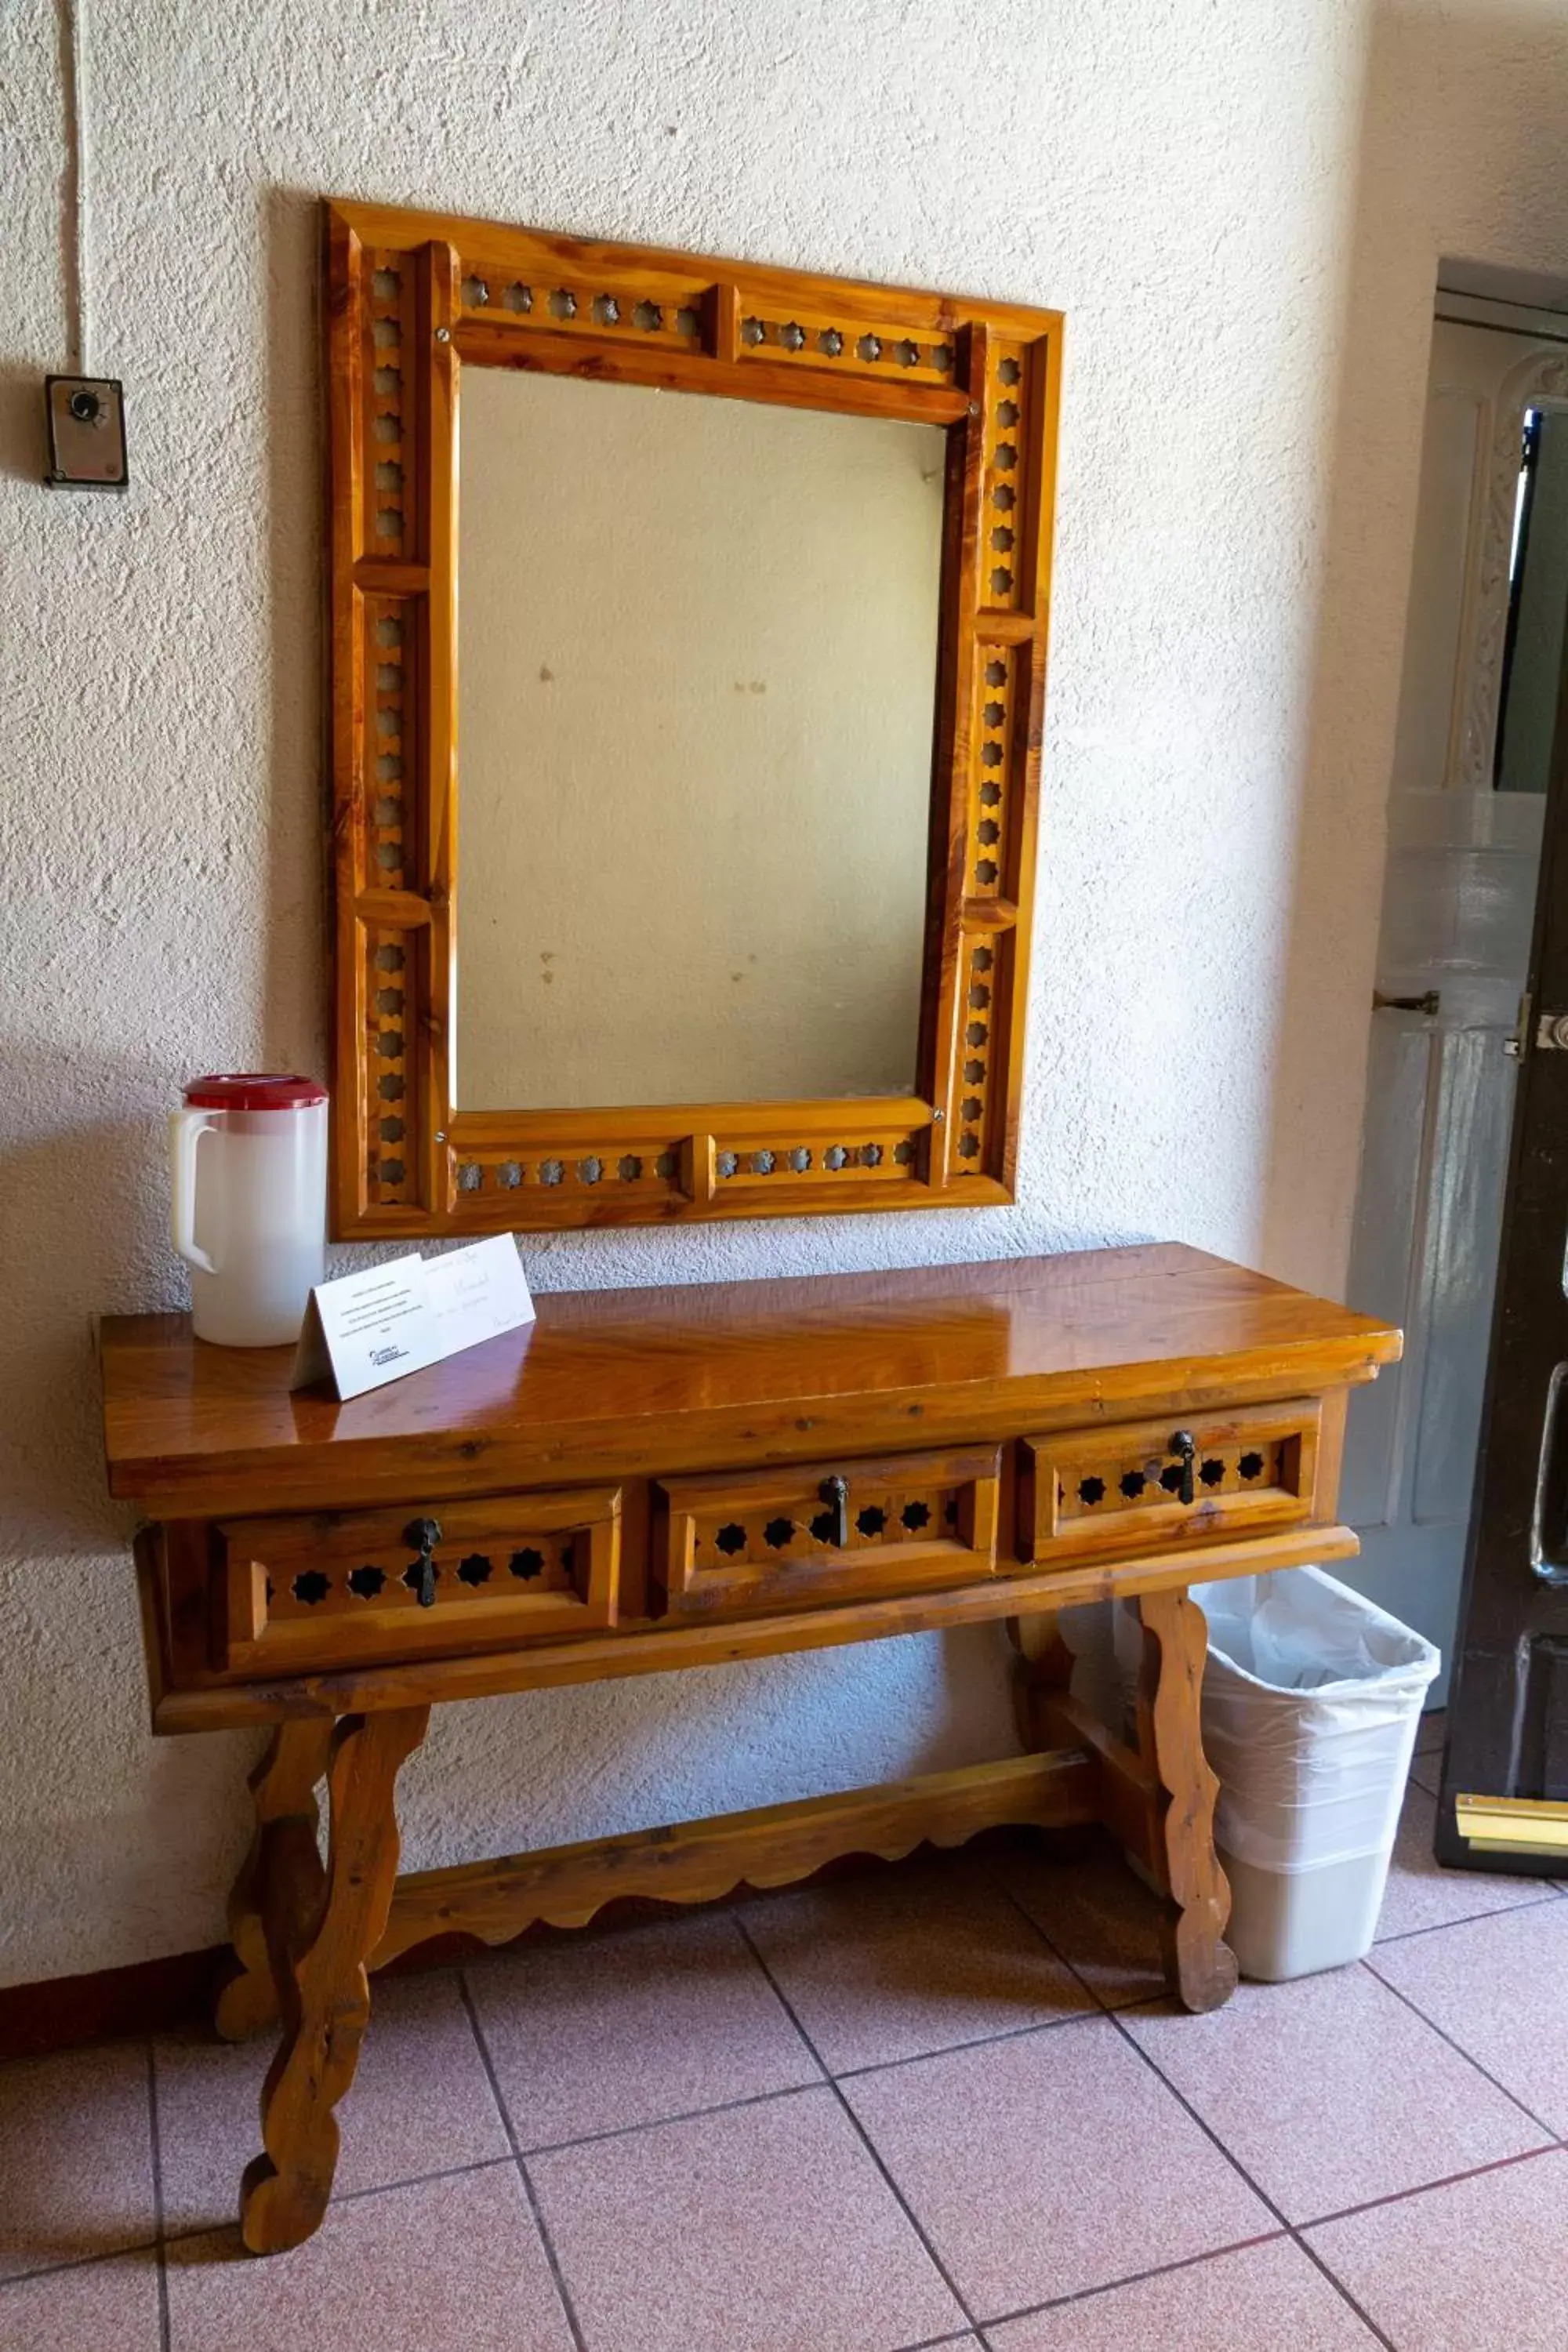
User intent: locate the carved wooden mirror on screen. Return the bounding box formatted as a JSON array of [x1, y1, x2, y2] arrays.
[[325, 200, 1062, 1236]]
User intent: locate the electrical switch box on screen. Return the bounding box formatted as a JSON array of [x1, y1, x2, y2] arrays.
[[44, 376, 129, 491]]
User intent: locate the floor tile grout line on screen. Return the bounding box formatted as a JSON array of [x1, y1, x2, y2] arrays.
[[439, 1946, 1110, 2148], [124, 2152, 524, 2257], [889, 2329, 982, 2352], [463, 1902, 1091, 2143], [1370, 1887, 1563, 1946], [451, 1846, 1558, 2336], [124, 2005, 1157, 2257], [1094, 1987, 1403, 2350], [13, 1834, 1542, 2335], [731, 1911, 983, 2339], [1284, 2230, 1402, 2349], [520, 2075, 822, 2158], [1296, 2136, 1566, 2234], [1097, 2007, 1400, 2352], [967, 2225, 1290, 2331], [131, 2074, 985, 2352], [979, 1838, 1568, 2336], [154, 2153, 519, 2253], [125, 2080, 1563, 2301], [332, 2151, 516, 2210], [513, 2156, 589, 2352], [1091, 2010, 1287, 2227], [456, 1969, 590, 2352], [143, 2040, 172, 2352], [828, 2005, 1098, 2083], [0, 2062, 173, 2310], [979, 1857, 1399, 2352], [0, 2234, 162, 2293], [975, 1849, 1152, 2020], [1353, 1955, 1566, 2142]]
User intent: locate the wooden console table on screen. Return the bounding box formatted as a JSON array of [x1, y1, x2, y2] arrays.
[[99, 1243, 1399, 2255]]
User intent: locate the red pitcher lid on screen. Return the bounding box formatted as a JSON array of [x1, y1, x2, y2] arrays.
[[183, 1073, 328, 1110]]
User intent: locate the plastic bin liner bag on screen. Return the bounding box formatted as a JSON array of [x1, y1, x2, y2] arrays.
[[1181, 1568, 1440, 1874]]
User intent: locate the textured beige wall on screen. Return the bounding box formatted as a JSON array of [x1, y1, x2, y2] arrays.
[[457, 370, 942, 1109], [6, 0, 1568, 1985]]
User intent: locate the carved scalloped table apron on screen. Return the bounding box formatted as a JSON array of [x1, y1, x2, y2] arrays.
[[97, 1243, 1400, 2255]]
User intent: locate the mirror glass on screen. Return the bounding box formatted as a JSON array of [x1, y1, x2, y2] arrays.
[[455, 368, 946, 1110]]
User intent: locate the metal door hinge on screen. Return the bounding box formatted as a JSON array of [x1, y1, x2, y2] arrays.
[[1504, 993, 1534, 1058], [1503, 1000, 1568, 1058]]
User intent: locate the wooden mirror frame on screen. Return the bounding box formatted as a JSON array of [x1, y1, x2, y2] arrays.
[[325, 198, 1062, 1236]]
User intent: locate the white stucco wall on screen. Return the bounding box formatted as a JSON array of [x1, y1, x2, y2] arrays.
[[5, 0, 1568, 1987]]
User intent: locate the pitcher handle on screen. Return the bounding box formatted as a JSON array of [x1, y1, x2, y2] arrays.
[[169, 1109, 219, 1276]]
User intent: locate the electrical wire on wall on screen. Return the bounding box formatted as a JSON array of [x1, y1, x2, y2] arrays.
[[45, 0, 129, 490], [60, 0, 90, 373]]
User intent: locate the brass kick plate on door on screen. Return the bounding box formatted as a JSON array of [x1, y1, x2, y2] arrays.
[[1454, 1792, 1568, 1855]]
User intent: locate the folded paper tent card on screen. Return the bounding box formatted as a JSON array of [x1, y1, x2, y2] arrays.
[[290, 1234, 535, 1401]]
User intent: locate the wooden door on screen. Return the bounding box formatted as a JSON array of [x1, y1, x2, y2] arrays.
[[1341, 317, 1553, 1688], [1339, 796, 1537, 1693], [1439, 473, 1568, 1874]]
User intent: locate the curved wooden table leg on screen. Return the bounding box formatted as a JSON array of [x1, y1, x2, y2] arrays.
[[1136, 1588, 1238, 2014], [240, 1705, 428, 2256], [216, 1719, 336, 2043]]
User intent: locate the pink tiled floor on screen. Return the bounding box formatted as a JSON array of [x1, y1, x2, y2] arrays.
[[5, 1716, 1566, 2350]]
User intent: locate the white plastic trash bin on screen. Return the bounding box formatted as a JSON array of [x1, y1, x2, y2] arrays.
[[1188, 1567, 1441, 1982]]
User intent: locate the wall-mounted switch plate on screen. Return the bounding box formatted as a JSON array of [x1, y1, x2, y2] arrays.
[[43, 376, 129, 490]]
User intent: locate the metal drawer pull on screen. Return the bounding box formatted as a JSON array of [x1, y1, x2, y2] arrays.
[[1168, 1432, 1196, 1507], [818, 1475, 849, 1548], [404, 1516, 442, 1607]]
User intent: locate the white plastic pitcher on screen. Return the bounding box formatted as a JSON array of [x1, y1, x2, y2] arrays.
[[170, 1075, 328, 1346]]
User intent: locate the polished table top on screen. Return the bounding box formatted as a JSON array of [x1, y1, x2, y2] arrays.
[[99, 1245, 1400, 1518]]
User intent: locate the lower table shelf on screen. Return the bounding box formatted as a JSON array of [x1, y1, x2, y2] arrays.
[[366, 1748, 1101, 1964]]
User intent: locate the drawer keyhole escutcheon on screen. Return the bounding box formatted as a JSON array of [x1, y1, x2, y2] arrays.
[[1168, 1431, 1196, 1507], [818, 1475, 849, 1548], [404, 1515, 442, 1607]]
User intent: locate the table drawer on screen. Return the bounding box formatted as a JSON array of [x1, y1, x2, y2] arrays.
[[215, 1485, 620, 1671], [652, 1445, 1000, 1621], [1018, 1399, 1323, 1566]]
